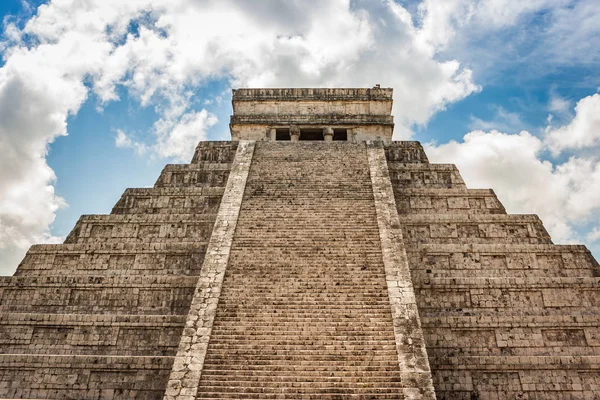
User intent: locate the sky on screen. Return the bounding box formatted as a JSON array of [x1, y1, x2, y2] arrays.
[[0, 0, 599, 274]]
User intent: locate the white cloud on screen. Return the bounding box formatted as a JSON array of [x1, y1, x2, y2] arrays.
[[416, 0, 565, 51], [548, 92, 571, 115], [469, 106, 525, 133], [115, 129, 148, 155], [545, 94, 600, 155], [426, 129, 600, 244], [154, 110, 218, 161], [417, 0, 600, 82], [0, 26, 103, 272], [589, 228, 600, 243], [541, 1, 600, 65], [115, 129, 133, 148]]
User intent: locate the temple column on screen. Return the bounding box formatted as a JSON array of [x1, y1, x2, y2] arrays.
[[269, 127, 276, 141], [323, 127, 334, 142], [348, 128, 355, 143], [290, 125, 300, 142]]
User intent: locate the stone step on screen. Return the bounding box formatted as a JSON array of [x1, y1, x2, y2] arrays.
[[210, 320, 396, 327], [0, 313, 184, 356], [218, 291, 390, 298], [216, 286, 389, 293], [64, 214, 216, 244], [211, 302, 393, 308], [196, 393, 404, 400], [198, 369, 411, 379], [0, 354, 172, 400], [0, 275, 197, 315], [206, 338, 397, 344], [399, 213, 551, 245], [229, 239, 382, 247], [202, 352, 400, 360], [154, 163, 231, 188], [195, 387, 405, 396], [395, 188, 506, 215], [388, 163, 466, 189], [15, 243, 207, 276], [201, 360, 401, 368], [199, 381, 405, 389], [211, 318, 395, 324]]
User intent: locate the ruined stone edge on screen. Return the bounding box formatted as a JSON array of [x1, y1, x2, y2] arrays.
[[366, 140, 437, 400], [163, 140, 256, 400]]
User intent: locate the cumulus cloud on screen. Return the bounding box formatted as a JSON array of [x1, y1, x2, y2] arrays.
[[469, 106, 526, 133], [115, 129, 148, 156], [416, 0, 565, 51], [426, 128, 600, 245], [115, 130, 133, 148], [548, 92, 571, 115], [589, 228, 600, 243], [545, 93, 600, 155], [418, 0, 600, 82], [154, 110, 218, 161]]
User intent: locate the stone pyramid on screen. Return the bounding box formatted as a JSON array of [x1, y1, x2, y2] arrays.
[[1, 88, 599, 399]]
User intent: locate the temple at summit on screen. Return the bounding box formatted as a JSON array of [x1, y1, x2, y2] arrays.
[[1, 87, 599, 399]]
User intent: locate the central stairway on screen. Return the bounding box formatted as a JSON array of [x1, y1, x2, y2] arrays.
[[196, 142, 404, 399]]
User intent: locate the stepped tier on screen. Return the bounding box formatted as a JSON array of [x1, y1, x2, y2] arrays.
[[0, 313, 184, 356], [15, 243, 207, 276], [407, 243, 599, 278], [154, 164, 231, 188], [65, 214, 216, 244], [0, 355, 172, 400], [388, 163, 466, 188], [190, 141, 238, 164], [399, 213, 552, 245], [431, 356, 600, 399], [0, 275, 197, 315], [112, 187, 224, 215], [395, 188, 506, 215], [384, 141, 430, 163]]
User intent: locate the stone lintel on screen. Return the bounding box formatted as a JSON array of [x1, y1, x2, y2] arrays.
[[232, 87, 393, 101], [230, 114, 394, 126], [366, 140, 437, 400], [163, 140, 255, 400]]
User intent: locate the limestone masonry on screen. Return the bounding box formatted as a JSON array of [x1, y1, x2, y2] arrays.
[[2, 87, 600, 399]]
